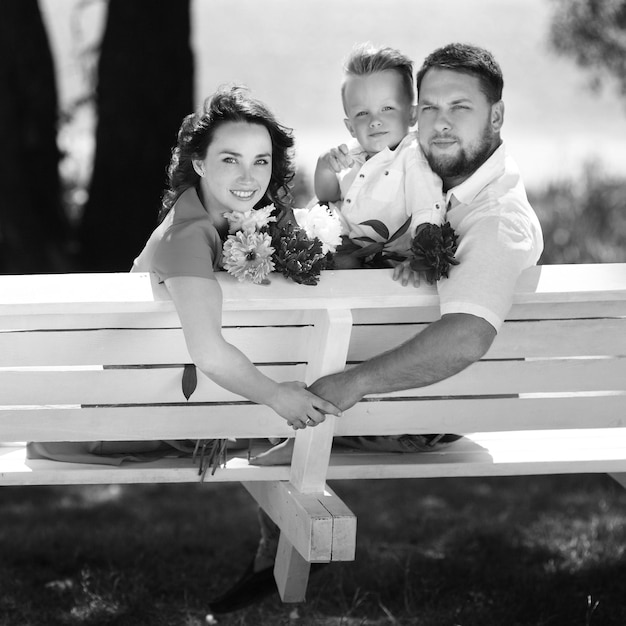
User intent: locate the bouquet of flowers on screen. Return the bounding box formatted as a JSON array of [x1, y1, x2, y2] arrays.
[[221, 203, 342, 286]]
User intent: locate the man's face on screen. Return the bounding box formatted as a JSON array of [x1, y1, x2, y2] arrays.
[[343, 70, 416, 156], [417, 68, 503, 189]]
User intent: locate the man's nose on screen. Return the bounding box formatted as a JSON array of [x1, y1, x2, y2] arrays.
[[434, 110, 451, 132]]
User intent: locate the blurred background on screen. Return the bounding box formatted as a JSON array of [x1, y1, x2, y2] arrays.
[[2, 0, 625, 273]]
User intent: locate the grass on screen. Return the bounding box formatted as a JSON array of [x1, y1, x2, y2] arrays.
[[1, 474, 626, 625]]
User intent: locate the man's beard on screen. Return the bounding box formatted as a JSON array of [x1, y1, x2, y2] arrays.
[[424, 124, 497, 181]]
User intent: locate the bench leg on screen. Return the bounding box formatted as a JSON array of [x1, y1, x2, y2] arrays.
[[274, 532, 311, 602], [609, 473, 626, 490]]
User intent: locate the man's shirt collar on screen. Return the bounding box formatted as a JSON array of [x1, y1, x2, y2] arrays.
[[445, 142, 506, 208]]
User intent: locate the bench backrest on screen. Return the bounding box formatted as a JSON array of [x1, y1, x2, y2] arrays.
[[1, 265, 625, 449]]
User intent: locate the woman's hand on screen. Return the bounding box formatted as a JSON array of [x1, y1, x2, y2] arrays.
[[269, 381, 342, 430]]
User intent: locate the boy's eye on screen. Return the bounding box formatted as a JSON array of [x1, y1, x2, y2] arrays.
[[355, 111, 368, 117], [382, 106, 394, 111]]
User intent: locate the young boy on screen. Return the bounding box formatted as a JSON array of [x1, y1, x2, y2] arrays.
[[314, 42, 444, 267]]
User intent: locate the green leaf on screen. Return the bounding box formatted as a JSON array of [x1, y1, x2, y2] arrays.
[[386, 217, 412, 243], [358, 220, 389, 240], [182, 364, 197, 401]]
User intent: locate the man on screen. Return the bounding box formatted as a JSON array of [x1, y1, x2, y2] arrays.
[[208, 42, 544, 614]]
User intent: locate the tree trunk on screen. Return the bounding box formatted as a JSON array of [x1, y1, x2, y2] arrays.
[[78, 0, 193, 271], [0, 0, 69, 273]]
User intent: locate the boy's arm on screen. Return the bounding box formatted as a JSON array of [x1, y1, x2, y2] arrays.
[[314, 144, 354, 203]]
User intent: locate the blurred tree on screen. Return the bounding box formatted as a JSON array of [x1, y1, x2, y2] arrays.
[[0, 0, 70, 273], [550, 0, 626, 98], [529, 161, 626, 264], [78, 0, 193, 271]]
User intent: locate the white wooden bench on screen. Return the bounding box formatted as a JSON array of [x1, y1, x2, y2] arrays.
[[1, 264, 626, 602]]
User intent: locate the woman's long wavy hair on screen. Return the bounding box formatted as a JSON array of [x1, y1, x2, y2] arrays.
[[159, 85, 295, 223]]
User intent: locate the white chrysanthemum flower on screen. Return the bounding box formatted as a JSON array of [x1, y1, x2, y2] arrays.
[[224, 205, 276, 235], [292, 204, 342, 254], [222, 231, 275, 284]]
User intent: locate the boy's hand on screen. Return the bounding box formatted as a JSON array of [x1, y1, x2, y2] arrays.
[[392, 258, 422, 287], [320, 144, 354, 173]]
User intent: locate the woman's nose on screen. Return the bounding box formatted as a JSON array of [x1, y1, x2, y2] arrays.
[[237, 165, 254, 181]]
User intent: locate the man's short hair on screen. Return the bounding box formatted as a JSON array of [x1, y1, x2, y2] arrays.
[[416, 43, 504, 104], [341, 42, 414, 106]]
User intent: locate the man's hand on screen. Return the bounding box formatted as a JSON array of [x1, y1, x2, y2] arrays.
[[392, 258, 423, 287], [308, 371, 362, 412]]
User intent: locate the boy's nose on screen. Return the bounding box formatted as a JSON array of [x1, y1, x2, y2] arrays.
[[369, 117, 382, 128]]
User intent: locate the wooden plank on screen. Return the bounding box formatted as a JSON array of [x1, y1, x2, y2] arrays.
[[290, 309, 354, 494], [325, 429, 626, 480], [332, 394, 626, 436], [0, 326, 313, 367], [3, 393, 624, 444], [345, 357, 626, 397], [609, 474, 626, 490], [1, 265, 625, 318], [0, 445, 292, 485], [242, 481, 333, 561], [274, 533, 310, 603], [0, 404, 293, 442], [321, 485, 357, 561], [348, 318, 626, 362], [4, 429, 626, 485], [0, 309, 319, 331], [0, 364, 306, 405]]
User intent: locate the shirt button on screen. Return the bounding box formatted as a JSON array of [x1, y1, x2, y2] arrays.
[[346, 199, 351, 203], [359, 174, 365, 178], [384, 171, 389, 176]]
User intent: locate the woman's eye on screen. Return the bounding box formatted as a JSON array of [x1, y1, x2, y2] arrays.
[[255, 158, 270, 166], [223, 157, 237, 164]]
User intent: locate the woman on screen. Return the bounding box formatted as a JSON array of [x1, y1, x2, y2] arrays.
[[28, 86, 339, 465], [132, 86, 339, 428]]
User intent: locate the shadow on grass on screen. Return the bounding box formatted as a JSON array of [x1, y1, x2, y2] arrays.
[[1, 475, 625, 625]]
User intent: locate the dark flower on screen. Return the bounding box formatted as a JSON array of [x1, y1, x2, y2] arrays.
[[409, 221, 459, 284], [270, 220, 329, 285]]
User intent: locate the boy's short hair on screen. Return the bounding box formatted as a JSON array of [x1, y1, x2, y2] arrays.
[[415, 43, 504, 104], [341, 43, 414, 107]]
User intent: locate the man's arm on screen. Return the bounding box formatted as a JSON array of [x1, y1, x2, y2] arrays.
[[308, 312, 496, 410]]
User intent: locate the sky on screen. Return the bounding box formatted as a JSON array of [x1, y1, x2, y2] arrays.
[[41, 0, 626, 190]]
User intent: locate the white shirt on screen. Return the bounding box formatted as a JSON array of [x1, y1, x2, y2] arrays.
[[335, 131, 444, 256], [437, 142, 544, 331]]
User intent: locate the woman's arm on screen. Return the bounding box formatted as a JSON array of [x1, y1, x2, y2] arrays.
[[164, 276, 340, 428]]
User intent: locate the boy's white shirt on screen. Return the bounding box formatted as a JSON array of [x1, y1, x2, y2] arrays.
[[333, 130, 444, 256]]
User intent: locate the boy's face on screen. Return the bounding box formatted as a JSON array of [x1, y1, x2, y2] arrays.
[[343, 70, 416, 156]]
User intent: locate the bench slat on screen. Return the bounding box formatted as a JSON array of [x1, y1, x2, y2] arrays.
[[1, 357, 624, 406], [348, 317, 626, 361], [2, 393, 625, 442], [4, 429, 626, 485], [0, 365, 306, 405], [0, 326, 313, 367]]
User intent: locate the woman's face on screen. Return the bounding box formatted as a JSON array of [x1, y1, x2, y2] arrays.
[[195, 121, 273, 215]]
